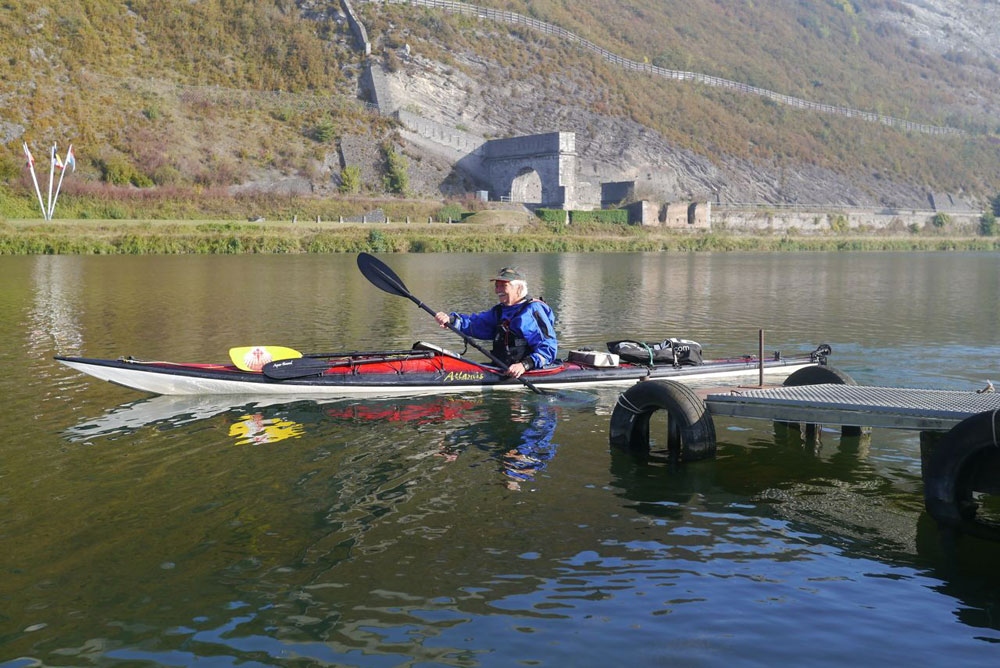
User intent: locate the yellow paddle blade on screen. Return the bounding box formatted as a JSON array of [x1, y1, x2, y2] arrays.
[[228, 346, 303, 372]]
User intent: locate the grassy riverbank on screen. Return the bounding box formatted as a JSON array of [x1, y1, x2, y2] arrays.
[[2, 216, 998, 254]]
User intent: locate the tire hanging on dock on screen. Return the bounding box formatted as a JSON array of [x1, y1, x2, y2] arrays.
[[609, 380, 716, 460], [923, 409, 1000, 529], [782, 364, 856, 388], [780, 364, 862, 437]]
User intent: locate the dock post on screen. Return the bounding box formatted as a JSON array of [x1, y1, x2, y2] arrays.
[[919, 431, 945, 483], [758, 329, 764, 387]]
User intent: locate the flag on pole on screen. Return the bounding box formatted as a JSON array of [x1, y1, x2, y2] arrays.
[[46, 143, 57, 220], [22, 141, 47, 218], [49, 144, 76, 220]]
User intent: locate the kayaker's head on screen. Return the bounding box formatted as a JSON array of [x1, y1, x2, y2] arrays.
[[491, 266, 527, 306]]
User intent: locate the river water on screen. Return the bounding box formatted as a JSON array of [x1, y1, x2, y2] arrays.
[[1, 252, 999, 666]]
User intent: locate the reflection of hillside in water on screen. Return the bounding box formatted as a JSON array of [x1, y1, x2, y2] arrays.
[[27, 256, 83, 357]]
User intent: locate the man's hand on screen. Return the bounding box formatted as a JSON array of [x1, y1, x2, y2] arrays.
[[506, 362, 527, 378], [434, 312, 451, 329]]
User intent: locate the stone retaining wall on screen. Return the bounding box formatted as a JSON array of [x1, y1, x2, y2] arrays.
[[712, 207, 983, 235], [341, 0, 371, 55]]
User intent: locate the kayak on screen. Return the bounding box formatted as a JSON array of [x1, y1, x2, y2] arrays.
[[55, 342, 832, 397]]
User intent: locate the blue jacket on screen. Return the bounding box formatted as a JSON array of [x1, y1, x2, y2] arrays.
[[451, 299, 558, 369]]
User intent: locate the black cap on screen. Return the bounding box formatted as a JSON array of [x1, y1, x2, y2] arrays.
[[490, 266, 526, 282]]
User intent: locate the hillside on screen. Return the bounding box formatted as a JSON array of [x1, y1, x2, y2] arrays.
[[1, 0, 998, 212]]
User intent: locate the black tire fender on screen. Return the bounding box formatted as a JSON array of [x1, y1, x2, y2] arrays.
[[924, 410, 1000, 527], [781, 365, 861, 437], [783, 365, 857, 387], [609, 380, 717, 461]]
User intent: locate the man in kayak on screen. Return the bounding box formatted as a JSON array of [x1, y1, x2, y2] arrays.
[[434, 266, 558, 379]]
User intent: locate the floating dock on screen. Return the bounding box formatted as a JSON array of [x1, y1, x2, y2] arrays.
[[704, 384, 1000, 431], [609, 370, 1000, 538]]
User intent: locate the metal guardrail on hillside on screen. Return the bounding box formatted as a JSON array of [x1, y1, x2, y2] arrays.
[[365, 0, 964, 137]]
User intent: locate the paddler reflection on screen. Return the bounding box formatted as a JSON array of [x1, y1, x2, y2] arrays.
[[497, 397, 559, 490], [433, 394, 560, 490], [326, 394, 561, 490]]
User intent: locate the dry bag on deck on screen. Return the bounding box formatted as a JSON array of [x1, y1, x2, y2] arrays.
[[606, 338, 703, 366]]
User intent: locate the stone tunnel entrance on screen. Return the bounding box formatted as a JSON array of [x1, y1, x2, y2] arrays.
[[510, 168, 543, 204], [483, 132, 577, 209]]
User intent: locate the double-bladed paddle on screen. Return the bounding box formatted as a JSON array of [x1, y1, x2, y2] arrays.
[[356, 252, 545, 394], [262, 351, 435, 380]]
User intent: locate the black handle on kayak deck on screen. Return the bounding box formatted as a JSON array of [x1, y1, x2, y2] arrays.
[[356, 252, 545, 394]]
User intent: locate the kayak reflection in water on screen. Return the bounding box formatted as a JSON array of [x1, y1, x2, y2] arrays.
[[434, 265, 558, 379]]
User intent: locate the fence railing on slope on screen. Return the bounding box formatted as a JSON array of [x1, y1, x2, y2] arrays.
[[364, 0, 963, 137]]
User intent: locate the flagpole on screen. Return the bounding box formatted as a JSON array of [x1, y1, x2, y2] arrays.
[[46, 143, 57, 220], [50, 146, 71, 219], [23, 142, 47, 219]]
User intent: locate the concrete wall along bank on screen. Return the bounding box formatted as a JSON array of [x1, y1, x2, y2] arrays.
[[712, 207, 984, 235]]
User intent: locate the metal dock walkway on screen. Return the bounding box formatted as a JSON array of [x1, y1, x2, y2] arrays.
[[610, 374, 1000, 536], [705, 384, 1000, 431]]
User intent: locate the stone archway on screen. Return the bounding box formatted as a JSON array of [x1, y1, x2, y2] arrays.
[[483, 132, 577, 209], [510, 167, 543, 204]]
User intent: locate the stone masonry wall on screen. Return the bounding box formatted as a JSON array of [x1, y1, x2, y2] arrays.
[[712, 207, 983, 235]]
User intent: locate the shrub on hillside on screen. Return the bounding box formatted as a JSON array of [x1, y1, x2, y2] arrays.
[[535, 208, 566, 224], [436, 203, 465, 222], [311, 119, 336, 143], [0, 154, 21, 183], [382, 144, 409, 195], [570, 209, 628, 225], [980, 211, 998, 236], [930, 212, 951, 228], [99, 156, 152, 187], [829, 214, 849, 233], [339, 166, 362, 194], [151, 165, 182, 186]]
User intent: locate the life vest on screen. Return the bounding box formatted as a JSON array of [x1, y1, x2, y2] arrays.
[[490, 298, 549, 366]]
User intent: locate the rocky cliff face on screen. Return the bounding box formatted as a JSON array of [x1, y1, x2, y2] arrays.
[[871, 0, 1000, 122], [381, 53, 940, 209], [358, 0, 997, 209]]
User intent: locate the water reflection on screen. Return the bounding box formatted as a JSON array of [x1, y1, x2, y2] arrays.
[[8, 253, 1000, 664], [228, 413, 305, 445], [324, 394, 565, 490], [27, 255, 83, 357], [64, 395, 313, 443], [64, 392, 566, 489], [609, 422, 1000, 638]]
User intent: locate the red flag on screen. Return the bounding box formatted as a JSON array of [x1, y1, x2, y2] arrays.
[[22, 142, 34, 167]]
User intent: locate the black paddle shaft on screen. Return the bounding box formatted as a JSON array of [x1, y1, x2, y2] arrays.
[[356, 253, 544, 394]]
